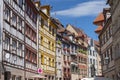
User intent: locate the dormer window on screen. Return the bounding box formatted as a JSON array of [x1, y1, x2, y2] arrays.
[[42, 9, 47, 15]]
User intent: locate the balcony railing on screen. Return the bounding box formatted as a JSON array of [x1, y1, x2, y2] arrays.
[[25, 37, 37, 49], [4, 0, 24, 17], [26, 62, 37, 71], [17, 31, 24, 41], [25, 14, 37, 30], [39, 45, 55, 55], [47, 66, 55, 72], [11, 27, 17, 36], [4, 21, 11, 32]]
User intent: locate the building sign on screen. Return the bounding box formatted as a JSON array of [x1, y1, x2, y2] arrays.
[[37, 68, 43, 74]]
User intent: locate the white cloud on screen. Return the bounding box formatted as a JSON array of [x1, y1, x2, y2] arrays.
[[51, 0, 109, 17]]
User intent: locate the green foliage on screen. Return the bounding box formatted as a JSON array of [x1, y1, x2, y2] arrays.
[[78, 49, 87, 54], [57, 40, 61, 45]]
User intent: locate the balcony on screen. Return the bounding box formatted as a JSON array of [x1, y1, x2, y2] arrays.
[[71, 56, 77, 63], [4, 0, 24, 17], [12, 1, 24, 17], [26, 62, 37, 71], [40, 28, 55, 40], [78, 49, 87, 55], [71, 62, 78, 66], [11, 27, 17, 36], [101, 37, 113, 51], [25, 14, 37, 30], [25, 37, 37, 49], [32, 41, 37, 49], [39, 45, 55, 55], [47, 66, 55, 72], [4, 21, 11, 32], [17, 31, 24, 41], [25, 37, 31, 46], [70, 50, 77, 55]]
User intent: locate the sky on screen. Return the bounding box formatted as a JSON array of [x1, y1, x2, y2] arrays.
[[41, 0, 108, 40]]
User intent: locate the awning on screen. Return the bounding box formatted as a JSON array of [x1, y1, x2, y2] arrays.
[[30, 75, 46, 79]]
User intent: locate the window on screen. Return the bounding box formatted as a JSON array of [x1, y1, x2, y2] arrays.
[[13, 0, 17, 3], [12, 13, 17, 27], [16, 76, 22, 80], [30, 10, 33, 19], [12, 40, 17, 54], [104, 33, 106, 43], [41, 36, 43, 45], [48, 41, 50, 49], [18, 58, 24, 66], [41, 55, 44, 64], [64, 68, 66, 72], [93, 51, 95, 56], [33, 32, 36, 42], [106, 31, 108, 41], [25, 49, 28, 59], [93, 59, 95, 64], [18, 0, 23, 9], [52, 59, 54, 67], [49, 26, 51, 31], [26, 49, 31, 60], [90, 50, 92, 55], [49, 58, 51, 66], [90, 59, 92, 64], [28, 51, 31, 61], [108, 28, 110, 39], [52, 28, 54, 36], [12, 75, 16, 80], [44, 57, 47, 64], [27, 5, 30, 15], [12, 55, 17, 64], [18, 17, 22, 31], [4, 6, 10, 22], [67, 56, 69, 61], [110, 26, 112, 36], [4, 36, 10, 51], [32, 53, 36, 63], [33, 13, 37, 23], [18, 43, 22, 57], [34, 54, 37, 63], [52, 43, 54, 51], [41, 18, 44, 28], [63, 55, 65, 60], [44, 20, 48, 27], [110, 47, 113, 60]]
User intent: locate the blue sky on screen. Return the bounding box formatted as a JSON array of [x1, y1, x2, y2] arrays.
[[41, 0, 108, 40]]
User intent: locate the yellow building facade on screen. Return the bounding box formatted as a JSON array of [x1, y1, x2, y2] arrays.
[[38, 5, 57, 80]]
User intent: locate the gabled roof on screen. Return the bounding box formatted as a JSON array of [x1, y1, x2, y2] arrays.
[[71, 25, 83, 37], [51, 17, 64, 29], [93, 13, 104, 24]]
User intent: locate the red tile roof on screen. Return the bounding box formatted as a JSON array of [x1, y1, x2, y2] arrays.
[[95, 25, 103, 33], [93, 13, 104, 24]]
